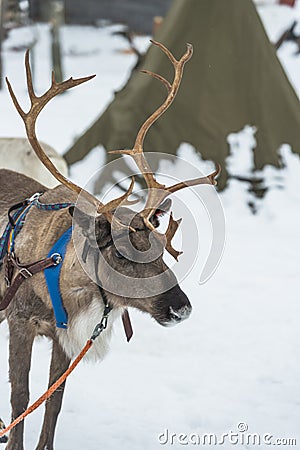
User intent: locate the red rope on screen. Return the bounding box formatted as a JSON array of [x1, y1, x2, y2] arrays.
[[0, 339, 93, 438]]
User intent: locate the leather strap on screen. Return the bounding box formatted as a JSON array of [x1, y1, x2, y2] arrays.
[[0, 255, 59, 311], [1, 232, 134, 342], [122, 309, 133, 342], [92, 239, 134, 342]]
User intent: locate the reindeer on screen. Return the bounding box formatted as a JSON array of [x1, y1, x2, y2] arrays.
[[0, 41, 220, 450], [0, 138, 68, 188]]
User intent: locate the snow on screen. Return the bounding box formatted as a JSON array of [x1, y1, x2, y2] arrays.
[[0, 3, 300, 450]]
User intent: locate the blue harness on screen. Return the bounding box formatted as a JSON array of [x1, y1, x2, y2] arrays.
[[0, 193, 74, 329], [44, 227, 72, 329]]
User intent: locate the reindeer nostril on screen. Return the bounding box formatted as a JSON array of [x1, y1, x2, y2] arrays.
[[169, 306, 182, 322], [169, 305, 191, 323]]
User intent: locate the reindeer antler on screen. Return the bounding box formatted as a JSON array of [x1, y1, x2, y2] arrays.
[[6, 50, 135, 230], [7, 44, 220, 259], [110, 40, 221, 258]]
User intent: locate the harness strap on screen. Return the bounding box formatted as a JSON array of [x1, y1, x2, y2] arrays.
[[0, 194, 74, 265], [0, 254, 60, 311], [0, 203, 31, 262], [92, 240, 133, 342], [122, 309, 133, 342], [1, 197, 134, 340], [44, 227, 72, 329], [8, 200, 28, 227]]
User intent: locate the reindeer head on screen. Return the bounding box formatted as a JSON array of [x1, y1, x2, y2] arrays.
[[69, 200, 192, 326], [6, 41, 220, 327]]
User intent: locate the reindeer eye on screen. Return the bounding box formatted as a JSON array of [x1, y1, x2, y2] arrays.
[[115, 249, 125, 259]]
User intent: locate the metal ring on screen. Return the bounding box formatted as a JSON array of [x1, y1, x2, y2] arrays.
[[51, 253, 62, 265], [28, 192, 42, 203]]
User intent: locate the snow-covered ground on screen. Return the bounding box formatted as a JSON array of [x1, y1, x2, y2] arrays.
[[0, 3, 300, 450]]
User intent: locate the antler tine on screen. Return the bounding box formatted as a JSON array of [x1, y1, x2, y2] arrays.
[[167, 163, 221, 194], [110, 40, 220, 258], [7, 50, 137, 230], [109, 40, 193, 224], [109, 40, 193, 157], [134, 41, 193, 150], [25, 50, 36, 103], [140, 70, 172, 93], [162, 163, 220, 259], [150, 39, 178, 65], [160, 164, 221, 259], [138, 163, 221, 235], [164, 213, 183, 261], [97, 177, 135, 213], [6, 77, 26, 120], [6, 54, 98, 207], [152, 213, 182, 261]]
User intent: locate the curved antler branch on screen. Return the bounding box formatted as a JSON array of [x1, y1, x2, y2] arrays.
[[97, 177, 135, 213], [26, 51, 37, 103], [110, 40, 221, 258], [167, 163, 221, 193], [134, 41, 193, 151], [164, 213, 183, 261], [6, 78, 27, 120], [6, 50, 136, 230], [6, 59, 97, 206], [108, 40, 194, 217], [140, 70, 172, 93]]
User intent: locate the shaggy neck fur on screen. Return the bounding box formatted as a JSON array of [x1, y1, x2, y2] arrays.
[[58, 240, 122, 361]]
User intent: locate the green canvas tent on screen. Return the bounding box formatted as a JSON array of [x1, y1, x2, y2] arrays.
[[64, 0, 300, 189]]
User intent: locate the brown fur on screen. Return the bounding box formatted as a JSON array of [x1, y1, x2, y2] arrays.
[[0, 169, 191, 450]]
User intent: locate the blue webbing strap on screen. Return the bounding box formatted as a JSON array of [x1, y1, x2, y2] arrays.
[[44, 227, 73, 329], [0, 195, 75, 264], [0, 196, 75, 329], [0, 203, 33, 262], [35, 199, 75, 211]]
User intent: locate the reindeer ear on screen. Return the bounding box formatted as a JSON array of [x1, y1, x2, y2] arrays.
[[94, 215, 111, 244], [150, 198, 172, 228], [69, 206, 93, 239], [69, 207, 110, 244], [69, 206, 90, 230]]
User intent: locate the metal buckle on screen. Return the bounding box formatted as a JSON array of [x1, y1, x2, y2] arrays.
[[19, 268, 33, 279], [100, 314, 109, 330], [90, 305, 111, 340], [51, 253, 62, 265], [28, 192, 42, 203], [8, 251, 15, 261]]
